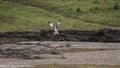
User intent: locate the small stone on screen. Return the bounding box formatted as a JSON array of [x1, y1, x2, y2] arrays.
[[65, 44, 71, 47]]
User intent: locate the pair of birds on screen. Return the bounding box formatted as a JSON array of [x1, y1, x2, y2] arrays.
[[48, 20, 61, 35]]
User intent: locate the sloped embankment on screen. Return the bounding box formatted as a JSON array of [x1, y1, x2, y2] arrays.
[[0, 29, 120, 43]]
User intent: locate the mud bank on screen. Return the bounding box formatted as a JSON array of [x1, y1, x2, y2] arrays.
[[0, 29, 120, 43]]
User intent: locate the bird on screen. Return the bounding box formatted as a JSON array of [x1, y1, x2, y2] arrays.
[[48, 20, 61, 35]]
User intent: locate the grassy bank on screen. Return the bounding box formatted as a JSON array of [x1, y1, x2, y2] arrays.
[[0, 0, 120, 31]]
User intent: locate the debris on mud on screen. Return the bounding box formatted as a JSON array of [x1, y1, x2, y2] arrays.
[[0, 43, 65, 59], [0, 29, 120, 43]]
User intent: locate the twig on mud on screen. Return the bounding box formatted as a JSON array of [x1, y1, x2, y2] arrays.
[[35, 43, 66, 59]]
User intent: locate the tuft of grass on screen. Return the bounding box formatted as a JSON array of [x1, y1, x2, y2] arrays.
[[114, 3, 119, 10], [76, 8, 81, 12]]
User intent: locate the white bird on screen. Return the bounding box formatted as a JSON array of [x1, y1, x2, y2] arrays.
[[48, 20, 61, 35]]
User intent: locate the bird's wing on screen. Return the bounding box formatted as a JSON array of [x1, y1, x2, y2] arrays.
[[48, 22, 54, 27]]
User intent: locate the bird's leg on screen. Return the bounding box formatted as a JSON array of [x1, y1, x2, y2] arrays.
[[53, 26, 59, 35]]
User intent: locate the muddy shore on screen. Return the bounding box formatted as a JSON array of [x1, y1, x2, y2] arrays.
[[0, 41, 120, 67], [0, 29, 120, 43]]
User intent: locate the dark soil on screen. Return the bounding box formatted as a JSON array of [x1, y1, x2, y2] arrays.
[[0, 29, 120, 43]]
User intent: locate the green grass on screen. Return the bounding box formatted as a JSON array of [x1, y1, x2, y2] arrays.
[[26, 64, 120, 68], [80, 10, 120, 26], [24, 0, 120, 27], [0, 0, 120, 31]]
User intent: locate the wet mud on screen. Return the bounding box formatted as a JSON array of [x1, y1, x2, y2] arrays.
[[0, 29, 120, 43]]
